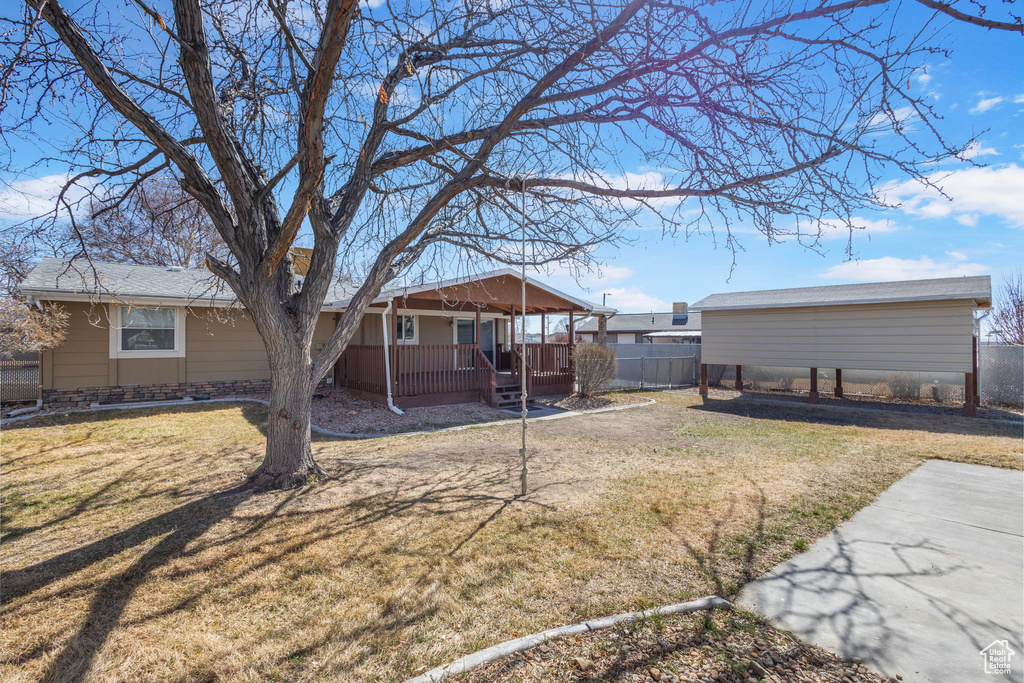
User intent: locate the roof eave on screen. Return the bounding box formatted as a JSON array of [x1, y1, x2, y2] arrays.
[[694, 293, 992, 311]]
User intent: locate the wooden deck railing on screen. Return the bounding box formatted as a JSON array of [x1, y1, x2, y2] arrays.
[[523, 343, 572, 386], [339, 344, 388, 395], [474, 348, 498, 406], [395, 344, 480, 397], [341, 342, 570, 404], [511, 347, 534, 399]]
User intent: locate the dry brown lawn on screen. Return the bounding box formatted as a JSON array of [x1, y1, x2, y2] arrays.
[[1, 393, 1019, 682]]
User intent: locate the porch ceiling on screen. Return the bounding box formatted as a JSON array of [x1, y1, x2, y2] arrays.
[[384, 274, 589, 315]]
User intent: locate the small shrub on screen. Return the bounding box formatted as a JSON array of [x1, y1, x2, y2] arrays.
[[573, 342, 616, 397]]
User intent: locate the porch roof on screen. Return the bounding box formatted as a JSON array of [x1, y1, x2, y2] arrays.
[[332, 269, 615, 316]]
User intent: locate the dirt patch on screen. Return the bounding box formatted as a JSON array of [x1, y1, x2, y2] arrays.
[[683, 387, 1023, 422], [226, 388, 511, 433], [534, 392, 649, 412], [456, 610, 892, 683]]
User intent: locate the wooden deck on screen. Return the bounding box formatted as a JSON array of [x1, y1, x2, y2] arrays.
[[338, 343, 573, 408]]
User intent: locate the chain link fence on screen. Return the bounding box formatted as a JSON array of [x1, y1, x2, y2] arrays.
[[980, 344, 1023, 405], [708, 344, 1023, 406], [606, 343, 699, 390], [1, 352, 40, 404]]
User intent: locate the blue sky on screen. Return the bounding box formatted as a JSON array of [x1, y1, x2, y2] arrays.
[[534, 22, 1024, 313], [1, 4, 1020, 318]]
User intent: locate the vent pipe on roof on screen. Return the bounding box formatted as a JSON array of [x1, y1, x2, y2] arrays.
[[672, 302, 688, 326]]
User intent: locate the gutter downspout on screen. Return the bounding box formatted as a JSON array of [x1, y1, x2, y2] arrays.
[[381, 300, 404, 415]]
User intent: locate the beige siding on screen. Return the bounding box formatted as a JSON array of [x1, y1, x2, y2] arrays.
[[415, 314, 452, 344], [185, 310, 337, 383], [50, 303, 110, 389], [118, 358, 179, 385], [701, 300, 976, 372]]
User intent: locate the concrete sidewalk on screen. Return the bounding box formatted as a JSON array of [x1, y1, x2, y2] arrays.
[[740, 459, 1024, 682]]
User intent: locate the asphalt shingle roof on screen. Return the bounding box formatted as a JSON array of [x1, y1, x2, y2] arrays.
[[690, 276, 991, 311], [578, 311, 701, 333], [19, 257, 356, 305]]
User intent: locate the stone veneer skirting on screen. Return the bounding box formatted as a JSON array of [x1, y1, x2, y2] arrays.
[[41, 378, 329, 409]]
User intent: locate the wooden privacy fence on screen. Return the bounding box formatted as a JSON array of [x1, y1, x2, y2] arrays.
[[1, 353, 40, 403]]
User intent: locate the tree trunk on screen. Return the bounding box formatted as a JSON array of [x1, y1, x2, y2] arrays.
[[247, 343, 326, 489]]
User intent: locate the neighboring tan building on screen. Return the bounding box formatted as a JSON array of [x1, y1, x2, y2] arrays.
[[691, 275, 991, 416], [19, 257, 614, 410]]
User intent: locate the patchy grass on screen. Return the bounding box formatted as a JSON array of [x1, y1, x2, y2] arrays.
[[1, 393, 1019, 682]]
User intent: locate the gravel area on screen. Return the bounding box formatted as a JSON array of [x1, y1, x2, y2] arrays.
[[679, 387, 1023, 422], [533, 392, 650, 412], [456, 610, 894, 683], [228, 388, 511, 433]]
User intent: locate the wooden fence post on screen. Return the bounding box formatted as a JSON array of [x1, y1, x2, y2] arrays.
[[834, 369, 843, 398], [808, 367, 819, 404], [699, 363, 708, 396]]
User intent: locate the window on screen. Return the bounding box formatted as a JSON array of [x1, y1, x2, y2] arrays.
[[396, 314, 416, 343], [110, 305, 185, 358], [455, 319, 475, 344]]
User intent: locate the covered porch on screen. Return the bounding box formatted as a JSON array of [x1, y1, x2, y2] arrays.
[[334, 271, 609, 409]]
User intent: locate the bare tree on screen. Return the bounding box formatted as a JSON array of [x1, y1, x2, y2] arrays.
[[2, 0, 1019, 487], [992, 271, 1024, 344], [0, 299, 67, 359], [79, 177, 226, 268]]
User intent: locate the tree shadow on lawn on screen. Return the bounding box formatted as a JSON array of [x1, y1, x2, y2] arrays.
[[2, 455, 557, 682], [687, 394, 1021, 438]]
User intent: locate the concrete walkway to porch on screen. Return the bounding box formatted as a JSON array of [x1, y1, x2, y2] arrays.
[[740, 459, 1024, 682]]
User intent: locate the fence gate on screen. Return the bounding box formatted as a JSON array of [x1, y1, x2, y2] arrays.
[[1, 352, 40, 403]]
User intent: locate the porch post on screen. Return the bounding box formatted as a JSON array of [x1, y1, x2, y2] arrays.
[[734, 364, 742, 391], [808, 367, 819, 404], [510, 304, 516, 347], [834, 369, 844, 398], [972, 335, 980, 406], [540, 312, 546, 344], [568, 310, 575, 379], [699, 363, 708, 396], [963, 372, 976, 417], [475, 306, 481, 346], [391, 299, 399, 397]]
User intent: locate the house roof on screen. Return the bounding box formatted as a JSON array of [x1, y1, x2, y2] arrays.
[[19, 258, 612, 314], [644, 330, 701, 337], [578, 311, 701, 333], [690, 276, 992, 311]]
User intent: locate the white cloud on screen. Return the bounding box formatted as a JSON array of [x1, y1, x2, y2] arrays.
[[1014, 94, 1024, 104], [0, 174, 96, 220], [801, 217, 901, 240], [945, 250, 967, 261], [958, 141, 998, 160], [867, 105, 918, 128], [914, 71, 933, 85], [530, 261, 633, 289], [820, 256, 988, 282], [600, 286, 669, 312], [881, 164, 1024, 228], [970, 96, 1004, 114]]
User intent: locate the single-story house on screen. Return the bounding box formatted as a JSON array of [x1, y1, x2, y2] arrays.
[[578, 303, 701, 344], [19, 257, 615, 410], [690, 275, 991, 416]]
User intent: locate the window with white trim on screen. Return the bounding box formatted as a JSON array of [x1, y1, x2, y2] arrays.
[[110, 305, 185, 358], [397, 314, 416, 343]]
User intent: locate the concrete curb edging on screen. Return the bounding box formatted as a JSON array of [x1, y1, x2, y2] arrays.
[[402, 596, 732, 683], [668, 391, 1024, 426], [0, 396, 658, 437]]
